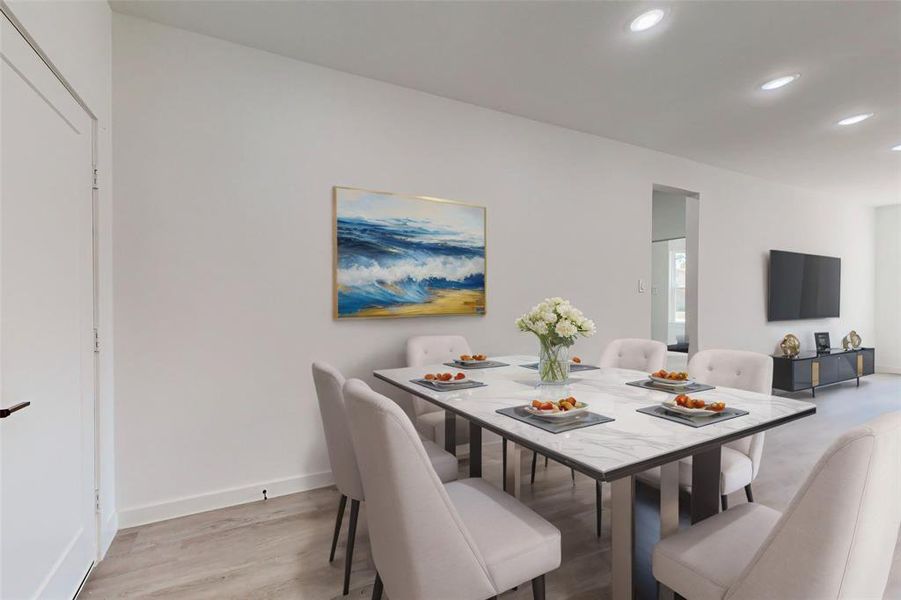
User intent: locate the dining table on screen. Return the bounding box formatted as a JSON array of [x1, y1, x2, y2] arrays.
[[373, 355, 817, 599]]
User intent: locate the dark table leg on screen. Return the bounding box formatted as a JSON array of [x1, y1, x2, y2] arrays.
[[691, 445, 722, 524], [469, 421, 482, 478], [502, 438, 507, 492], [444, 411, 456, 456]]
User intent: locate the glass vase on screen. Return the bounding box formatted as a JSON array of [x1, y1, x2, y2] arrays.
[[538, 340, 570, 384]]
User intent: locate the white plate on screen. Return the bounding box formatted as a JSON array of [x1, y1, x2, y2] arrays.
[[429, 378, 473, 389], [453, 359, 489, 366], [524, 404, 589, 420], [661, 400, 721, 417], [649, 374, 694, 387]]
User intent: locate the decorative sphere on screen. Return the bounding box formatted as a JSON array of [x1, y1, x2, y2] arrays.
[[780, 334, 801, 357]]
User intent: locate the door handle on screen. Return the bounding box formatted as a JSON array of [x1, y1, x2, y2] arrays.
[[0, 401, 30, 418]]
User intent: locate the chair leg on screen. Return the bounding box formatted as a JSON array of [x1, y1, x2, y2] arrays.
[[544, 455, 548, 468], [371, 572, 383, 600], [596, 480, 602, 538], [721, 494, 728, 512], [571, 468, 575, 486], [343, 499, 360, 595], [532, 574, 546, 600], [531, 451, 538, 484], [745, 484, 754, 503], [329, 494, 347, 562]]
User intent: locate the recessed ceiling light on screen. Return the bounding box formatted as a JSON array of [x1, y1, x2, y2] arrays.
[[892, 144, 901, 152], [630, 9, 666, 32], [837, 113, 874, 126], [761, 74, 800, 91]]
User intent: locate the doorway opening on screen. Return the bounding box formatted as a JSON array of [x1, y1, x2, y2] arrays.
[[651, 184, 699, 371]]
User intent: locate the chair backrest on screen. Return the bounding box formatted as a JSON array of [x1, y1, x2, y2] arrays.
[[406, 335, 472, 416], [311, 362, 363, 501], [688, 349, 772, 394], [689, 349, 773, 471], [727, 412, 901, 600], [343, 379, 496, 600], [599, 338, 667, 372]]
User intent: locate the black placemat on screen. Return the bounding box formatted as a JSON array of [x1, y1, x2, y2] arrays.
[[626, 380, 715, 394], [520, 362, 601, 372], [410, 378, 487, 392], [496, 405, 614, 434], [443, 360, 509, 370], [636, 405, 748, 428]]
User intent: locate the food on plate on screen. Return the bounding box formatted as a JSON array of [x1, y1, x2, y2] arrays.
[[473, 354, 487, 361], [571, 356, 582, 364], [529, 396, 586, 413], [424, 372, 464, 382], [651, 369, 689, 381], [459, 354, 472, 361], [673, 394, 726, 412], [460, 353, 487, 361]]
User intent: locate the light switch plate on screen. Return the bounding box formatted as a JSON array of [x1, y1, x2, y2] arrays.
[[638, 279, 647, 293]]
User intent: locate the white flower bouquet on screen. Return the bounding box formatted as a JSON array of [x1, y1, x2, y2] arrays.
[[516, 297, 596, 383]]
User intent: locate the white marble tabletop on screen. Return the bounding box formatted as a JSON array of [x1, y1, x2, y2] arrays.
[[374, 355, 816, 481]]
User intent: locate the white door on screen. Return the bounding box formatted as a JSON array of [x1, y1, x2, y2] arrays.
[[0, 13, 96, 599]]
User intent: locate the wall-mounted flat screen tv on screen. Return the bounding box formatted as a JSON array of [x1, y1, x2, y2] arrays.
[[767, 250, 840, 321]]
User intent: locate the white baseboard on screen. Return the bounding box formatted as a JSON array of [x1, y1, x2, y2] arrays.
[[36, 526, 92, 599], [876, 365, 901, 375], [117, 470, 334, 529], [99, 510, 118, 559]]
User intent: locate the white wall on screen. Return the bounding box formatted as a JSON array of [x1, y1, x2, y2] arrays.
[[875, 204, 901, 373], [651, 241, 669, 343], [112, 14, 876, 526], [4, 0, 117, 555], [652, 191, 687, 242]]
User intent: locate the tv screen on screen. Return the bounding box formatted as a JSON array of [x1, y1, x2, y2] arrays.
[[767, 250, 840, 321]]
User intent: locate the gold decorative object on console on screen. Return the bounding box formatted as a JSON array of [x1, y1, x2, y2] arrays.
[[842, 330, 862, 350], [780, 333, 801, 357]]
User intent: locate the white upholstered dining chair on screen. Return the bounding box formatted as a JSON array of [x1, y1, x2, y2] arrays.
[[639, 348, 773, 510], [530, 338, 667, 537], [406, 335, 473, 449], [312, 362, 458, 596], [343, 378, 561, 600], [653, 411, 901, 600], [598, 338, 668, 371]]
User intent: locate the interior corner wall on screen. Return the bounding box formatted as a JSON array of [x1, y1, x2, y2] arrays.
[[111, 14, 877, 526], [3, 0, 116, 555], [874, 204, 901, 373]]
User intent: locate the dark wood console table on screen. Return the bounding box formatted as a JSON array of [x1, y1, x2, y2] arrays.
[[772, 348, 875, 397]]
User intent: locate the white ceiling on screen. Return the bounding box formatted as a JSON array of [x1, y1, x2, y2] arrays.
[[111, 1, 901, 205]]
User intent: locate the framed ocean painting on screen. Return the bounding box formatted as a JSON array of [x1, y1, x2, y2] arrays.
[[333, 187, 486, 319]]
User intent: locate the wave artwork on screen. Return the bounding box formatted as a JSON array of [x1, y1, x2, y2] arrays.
[[333, 187, 486, 318]]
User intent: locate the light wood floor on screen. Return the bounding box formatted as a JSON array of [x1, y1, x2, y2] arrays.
[[81, 374, 901, 599]]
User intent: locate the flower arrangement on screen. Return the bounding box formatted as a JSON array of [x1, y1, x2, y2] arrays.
[[516, 298, 596, 383]]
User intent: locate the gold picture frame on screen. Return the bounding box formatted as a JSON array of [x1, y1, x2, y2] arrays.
[[333, 186, 487, 319]]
